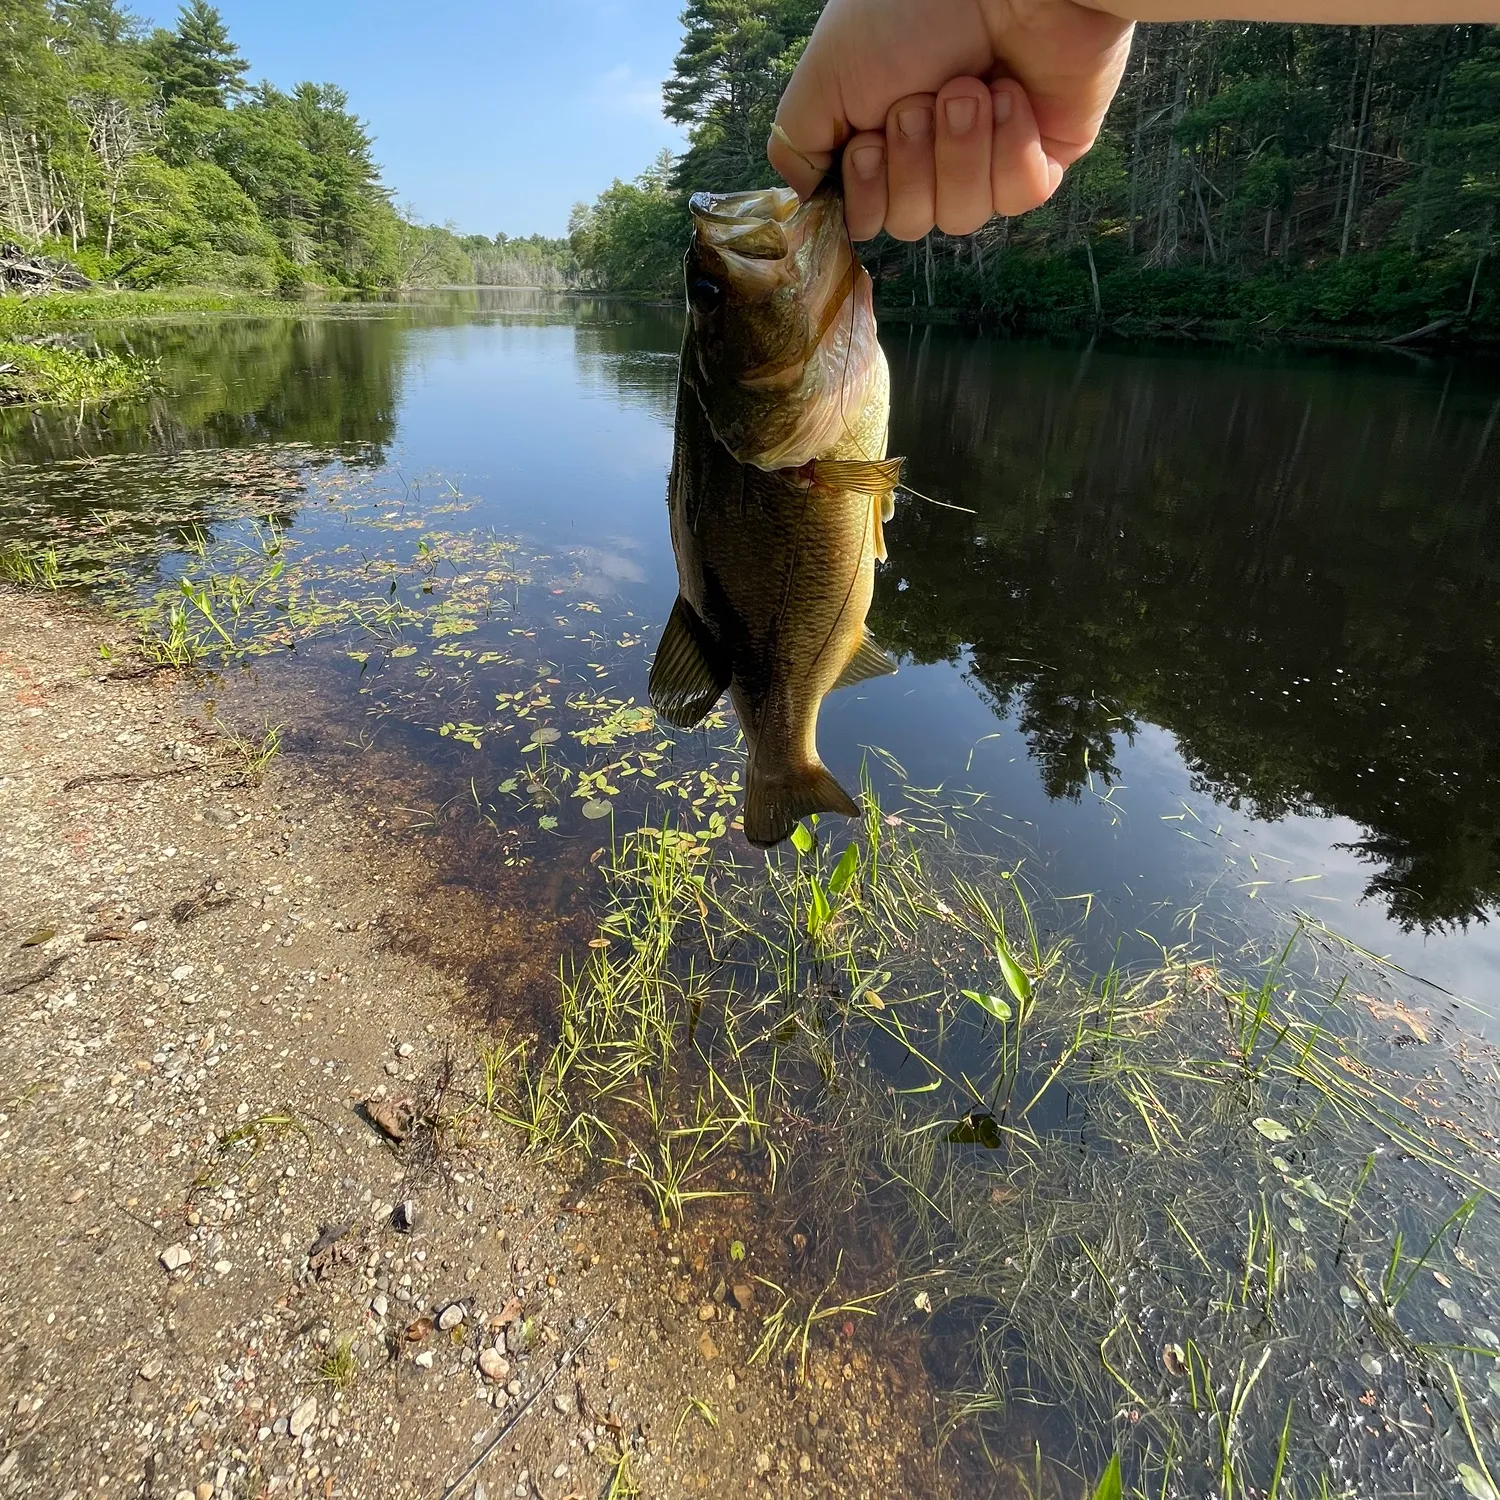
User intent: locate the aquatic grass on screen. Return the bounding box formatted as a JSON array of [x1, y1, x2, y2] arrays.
[[482, 775, 1500, 1498]]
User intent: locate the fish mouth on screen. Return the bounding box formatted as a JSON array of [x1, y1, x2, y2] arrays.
[[689, 187, 802, 263]]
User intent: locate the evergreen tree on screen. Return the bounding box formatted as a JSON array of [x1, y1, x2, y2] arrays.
[[144, 0, 249, 108]]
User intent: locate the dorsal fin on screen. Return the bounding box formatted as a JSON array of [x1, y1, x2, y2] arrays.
[[743, 761, 860, 848], [832, 630, 898, 692], [809, 457, 904, 495], [648, 596, 729, 728]]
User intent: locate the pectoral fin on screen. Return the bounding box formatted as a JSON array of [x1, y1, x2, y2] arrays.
[[810, 457, 904, 495], [649, 596, 730, 728], [831, 630, 898, 692], [743, 761, 860, 849]]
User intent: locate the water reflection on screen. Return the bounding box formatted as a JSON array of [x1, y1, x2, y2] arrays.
[[874, 330, 1500, 933]]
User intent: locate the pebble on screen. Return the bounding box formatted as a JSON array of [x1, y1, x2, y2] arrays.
[[697, 1303, 717, 1322], [552, 1391, 574, 1415], [137, 1357, 163, 1382], [438, 1302, 465, 1332], [370, 1293, 389, 1318], [213, 1259, 232, 1275], [397, 1042, 414, 1057], [288, 1396, 318, 1440], [414, 1350, 435, 1369], [754, 1452, 772, 1476], [478, 1348, 510, 1382], [196, 1483, 215, 1500], [159, 1243, 193, 1273], [383, 1061, 400, 1076]]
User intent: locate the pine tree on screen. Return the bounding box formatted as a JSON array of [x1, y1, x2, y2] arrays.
[[145, 1, 249, 108]]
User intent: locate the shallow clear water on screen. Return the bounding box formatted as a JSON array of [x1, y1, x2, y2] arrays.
[[7, 291, 1498, 1020], [9, 291, 1500, 1495]]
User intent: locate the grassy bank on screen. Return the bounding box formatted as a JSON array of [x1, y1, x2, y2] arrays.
[[0, 288, 315, 408]]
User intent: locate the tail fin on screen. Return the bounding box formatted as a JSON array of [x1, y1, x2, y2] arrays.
[[743, 761, 860, 848]]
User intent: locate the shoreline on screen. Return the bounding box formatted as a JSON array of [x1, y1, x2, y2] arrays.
[[0, 585, 953, 1500]]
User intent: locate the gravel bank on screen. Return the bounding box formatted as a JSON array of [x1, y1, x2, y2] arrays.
[[0, 588, 954, 1500]]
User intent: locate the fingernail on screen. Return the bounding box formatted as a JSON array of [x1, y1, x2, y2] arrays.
[[850, 144, 883, 181], [944, 96, 978, 135], [897, 106, 932, 141], [992, 87, 1014, 125]]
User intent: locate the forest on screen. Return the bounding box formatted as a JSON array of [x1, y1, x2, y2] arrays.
[[0, 0, 576, 292], [570, 2, 1500, 339]]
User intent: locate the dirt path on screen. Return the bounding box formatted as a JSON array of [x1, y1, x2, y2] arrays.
[[0, 588, 955, 1500]]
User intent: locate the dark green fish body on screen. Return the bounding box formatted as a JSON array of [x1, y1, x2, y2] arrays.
[[650, 186, 900, 847]]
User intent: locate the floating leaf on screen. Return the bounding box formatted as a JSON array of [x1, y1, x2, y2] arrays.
[[827, 843, 860, 897], [1271, 1155, 1291, 1173], [1339, 1285, 1361, 1309], [962, 989, 1012, 1023], [996, 938, 1031, 1005], [1458, 1465, 1499, 1500], [528, 727, 561, 746], [789, 823, 814, 856], [1253, 1117, 1293, 1142], [537, 814, 558, 831], [1288, 1217, 1306, 1232], [946, 1111, 1002, 1149], [497, 777, 518, 794], [729, 1240, 746, 1263], [582, 799, 611, 820], [1439, 1296, 1464, 1321], [390, 644, 418, 658], [1360, 1353, 1383, 1376], [1474, 1328, 1500, 1350]]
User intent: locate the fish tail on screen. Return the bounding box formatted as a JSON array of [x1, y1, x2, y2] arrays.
[[743, 761, 860, 848]]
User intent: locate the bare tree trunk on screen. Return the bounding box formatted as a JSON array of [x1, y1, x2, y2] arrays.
[[1341, 29, 1380, 259]]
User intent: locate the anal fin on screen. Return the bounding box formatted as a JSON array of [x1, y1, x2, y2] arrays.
[[832, 629, 898, 692], [649, 596, 730, 728], [743, 761, 860, 848]]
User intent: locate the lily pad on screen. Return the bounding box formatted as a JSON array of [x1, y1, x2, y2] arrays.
[[537, 814, 558, 831], [389, 644, 418, 658], [582, 799, 611, 820], [1359, 1353, 1382, 1377], [946, 1111, 1002, 1148], [528, 727, 561, 746], [1339, 1285, 1361, 1309], [1473, 1327, 1500, 1350], [1438, 1296, 1464, 1321], [1253, 1117, 1293, 1142]]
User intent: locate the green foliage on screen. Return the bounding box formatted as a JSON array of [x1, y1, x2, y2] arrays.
[[575, 12, 1500, 337], [0, 338, 153, 404], [0, 0, 463, 292], [570, 152, 688, 295]]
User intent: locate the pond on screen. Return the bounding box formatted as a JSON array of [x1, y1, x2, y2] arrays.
[[4, 290, 1500, 1497]]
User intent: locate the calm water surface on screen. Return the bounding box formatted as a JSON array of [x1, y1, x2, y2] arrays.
[[8, 291, 1500, 1493], [8, 290, 1495, 1016]]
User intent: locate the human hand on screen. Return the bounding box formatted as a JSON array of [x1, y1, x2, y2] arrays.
[[768, 0, 1136, 241]]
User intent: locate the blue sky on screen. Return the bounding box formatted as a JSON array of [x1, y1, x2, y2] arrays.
[[137, 0, 689, 238]]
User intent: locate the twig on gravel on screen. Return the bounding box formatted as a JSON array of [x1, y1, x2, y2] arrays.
[[170, 882, 237, 924], [436, 1305, 614, 1500], [0, 954, 64, 996], [62, 765, 199, 793]]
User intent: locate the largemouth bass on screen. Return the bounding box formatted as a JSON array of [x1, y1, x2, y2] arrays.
[[648, 183, 902, 848]]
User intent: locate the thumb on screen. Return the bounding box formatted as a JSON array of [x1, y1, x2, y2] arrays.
[[767, 121, 836, 199]]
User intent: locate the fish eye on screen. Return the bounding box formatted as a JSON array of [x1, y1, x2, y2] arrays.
[[690, 275, 723, 313]]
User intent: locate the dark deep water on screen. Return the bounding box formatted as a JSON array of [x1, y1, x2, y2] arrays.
[[7, 289, 1495, 1019]]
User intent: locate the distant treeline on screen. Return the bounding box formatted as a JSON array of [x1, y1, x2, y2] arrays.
[[569, 2, 1500, 340], [0, 0, 577, 294]]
